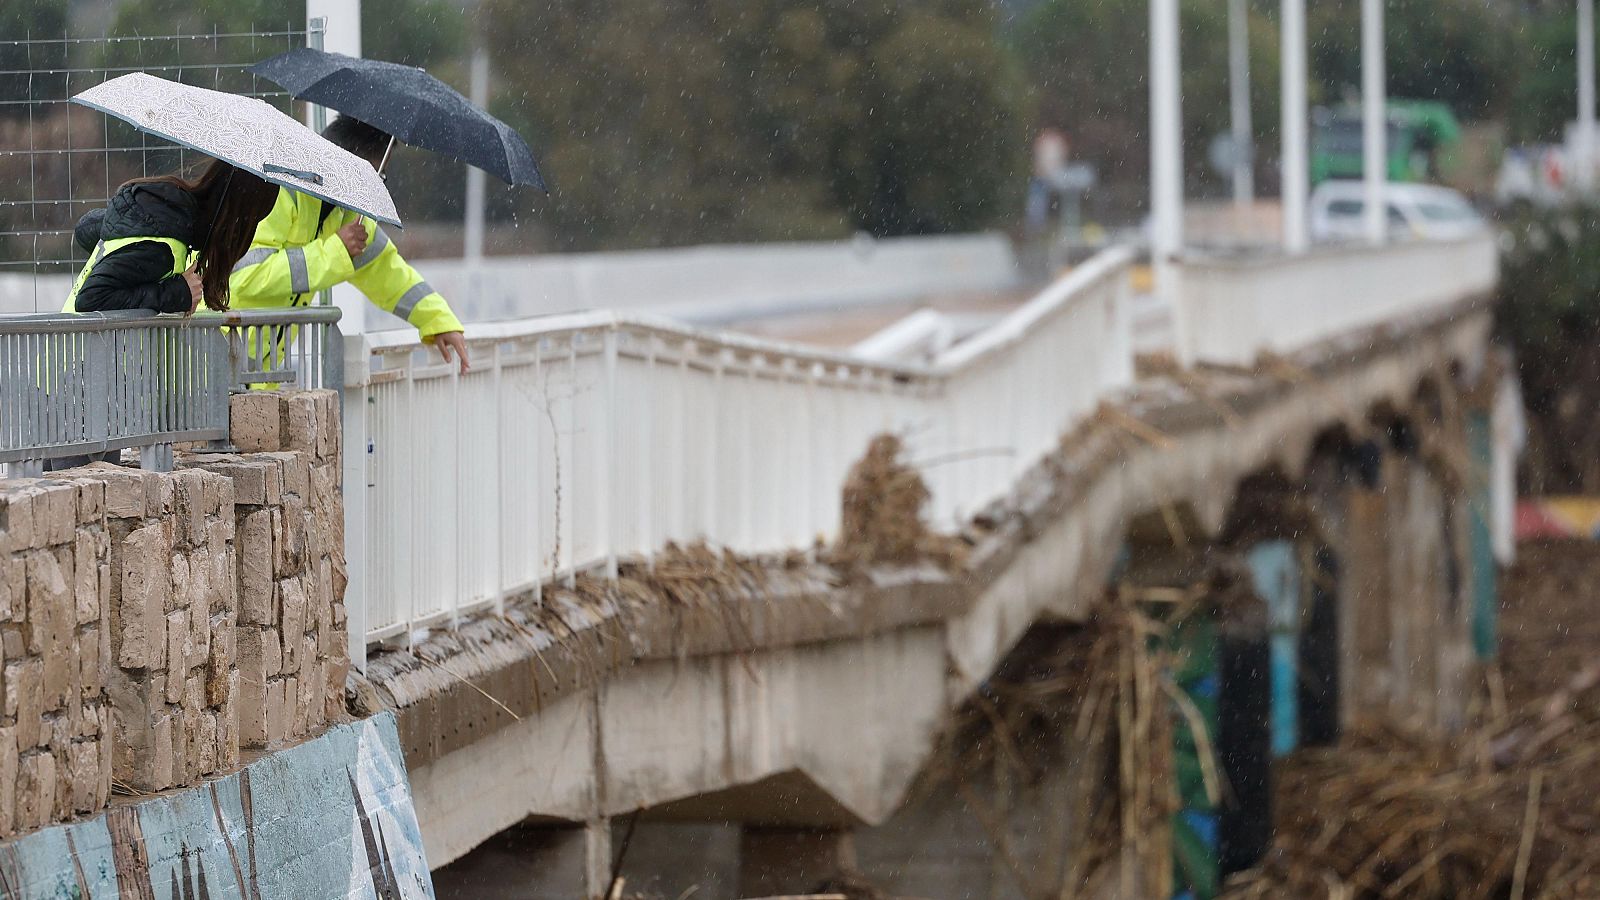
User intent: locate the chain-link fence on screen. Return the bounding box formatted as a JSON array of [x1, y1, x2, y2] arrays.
[[0, 23, 322, 314]]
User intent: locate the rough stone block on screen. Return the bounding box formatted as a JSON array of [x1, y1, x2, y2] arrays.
[[164, 611, 187, 699], [118, 524, 170, 669], [325, 655, 349, 723], [267, 451, 311, 501], [284, 392, 318, 455], [96, 467, 148, 518], [196, 710, 218, 776], [174, 470, 207, 547], [280, 579, 307, 672], [183, 673, 204, 716], [67, 741, 97, 814], [1, 487, 37, 552], [150, 714, 174, 791], [76, 480, 104, 525], [238, 677, 266, 747], [259, 678, 281, 745], [78, 626, 102, 700], [73, 529, 100, 626], [237, 629, 269, 691], [239, 511, 274, 626], [12, 660, 42, 748], [230, 391, 285, 453], [95, 713, 111, 810], [16, 752, 54, 831], [211, 459, 268, 506], [38, 484, 76, 548], [0, 727, 15, 836], [3, 557, 23, 623]]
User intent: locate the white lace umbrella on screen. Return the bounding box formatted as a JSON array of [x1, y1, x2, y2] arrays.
[[72, 72, 401, 227]]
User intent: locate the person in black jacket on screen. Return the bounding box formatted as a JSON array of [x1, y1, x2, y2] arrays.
[[66, 158, 278, 314]]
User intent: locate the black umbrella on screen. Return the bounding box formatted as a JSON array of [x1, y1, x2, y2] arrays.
[[249, 48, 545, 190]]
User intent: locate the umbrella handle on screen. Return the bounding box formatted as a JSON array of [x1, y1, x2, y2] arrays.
[[377, 135, 397, 177], [263, 163, 325, 186]]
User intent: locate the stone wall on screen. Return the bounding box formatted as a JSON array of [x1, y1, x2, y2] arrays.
[[52, 465, 241, 793], [0, 479, 111, 838], [187, 389, 346, 749], [0, 387, 346, 840]]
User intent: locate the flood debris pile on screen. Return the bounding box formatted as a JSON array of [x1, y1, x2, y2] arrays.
[[1223, 541, 1600, 899], [929, 597, 1176, 899], [834, 433, 968, 571]]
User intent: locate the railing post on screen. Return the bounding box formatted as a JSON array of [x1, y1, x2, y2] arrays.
[[140, 443, 174, 473], [601, 327, 619, 579], [84, 329, 111, 450], [342, 332, 371, 671], [639, 336, 656, 566]]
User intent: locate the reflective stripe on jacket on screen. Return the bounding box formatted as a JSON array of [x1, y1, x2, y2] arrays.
[[228, 186, 463, 342], [63, 236, 187, 313]]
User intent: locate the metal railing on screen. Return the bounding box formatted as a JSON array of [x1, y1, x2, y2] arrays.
[[0, 24, 318, 314], [343, 246, 1136, 646], [0, 307, 340, 474], [1175, 234, 1501, 366]]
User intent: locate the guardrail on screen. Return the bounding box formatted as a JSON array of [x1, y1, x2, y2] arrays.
[[343, 246, 1136, 645], [1175, 233, 1501, 367], [0, 307, 341, 474]]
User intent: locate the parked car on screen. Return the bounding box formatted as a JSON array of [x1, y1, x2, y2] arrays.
[[1309, 181, 1486, 243]]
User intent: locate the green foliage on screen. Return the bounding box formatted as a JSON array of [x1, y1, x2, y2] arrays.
[[360, 0, 466, 68], [1496, 206, 1600, 362], [1306, 0, 1521, 121], [1508, 9, 1585, 144], [104, 0, 462, 71], [1496, 206, 1600, 492], [484, 0, 1029, 249], [1014, 0, 1280, 186], [0, 0, 69, 120]]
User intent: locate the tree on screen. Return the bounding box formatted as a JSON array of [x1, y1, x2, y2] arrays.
[[1496, 206, 1600, 492], [1507, 8, 1586, 144], [1014, 0, 1281, 196], [483, 0, 1030, 249], [102, 0, 464, 81], [1306, 0, 1521, 122]]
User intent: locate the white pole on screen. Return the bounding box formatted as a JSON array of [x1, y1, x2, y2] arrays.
[[1580, 0, 1597, 191], [1361, 0, 1387, 244], [1281, 0, 1309, 254], [306, 0, 360, 56], [464, 47, 489, 267], [1228, 0, 1255, 206], [1151, 0, 1189, 364], [307, 0, 367, 333]]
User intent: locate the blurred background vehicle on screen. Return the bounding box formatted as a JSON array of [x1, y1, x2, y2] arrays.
[[1311, 100, 1463, 185], [1310, 180, 1486, 243]]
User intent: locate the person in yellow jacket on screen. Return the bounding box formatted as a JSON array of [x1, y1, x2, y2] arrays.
[[228, 116, 471, 372]]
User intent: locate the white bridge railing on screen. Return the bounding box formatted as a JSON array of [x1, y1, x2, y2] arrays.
[[341, 233, 1502, 654], [1176, 233, 1501, 367], [343, 246, 1136, 647]]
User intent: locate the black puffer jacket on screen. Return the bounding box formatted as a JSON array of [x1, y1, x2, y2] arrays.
[[69, 182, 201, 313]]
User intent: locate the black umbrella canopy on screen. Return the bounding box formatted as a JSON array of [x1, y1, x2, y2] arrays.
[[250, 48, 545, 191]]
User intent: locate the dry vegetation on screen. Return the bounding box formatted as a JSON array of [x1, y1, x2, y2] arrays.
[[1222, 541, 1600, 899]]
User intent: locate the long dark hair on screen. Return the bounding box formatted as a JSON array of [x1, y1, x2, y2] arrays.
[[126, 159, 277, 311], [322, 116, 392, 167]]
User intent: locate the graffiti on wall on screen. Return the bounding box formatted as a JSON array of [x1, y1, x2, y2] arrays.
[[0, 712, 433, 900]]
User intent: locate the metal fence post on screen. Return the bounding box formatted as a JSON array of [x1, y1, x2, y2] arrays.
[[341, 332, 371, 671]]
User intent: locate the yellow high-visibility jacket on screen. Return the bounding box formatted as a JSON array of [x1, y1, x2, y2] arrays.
[[228, 186, 463, 342]]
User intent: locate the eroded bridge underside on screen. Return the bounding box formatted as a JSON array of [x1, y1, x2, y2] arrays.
[[363, 300, 1495, 897]]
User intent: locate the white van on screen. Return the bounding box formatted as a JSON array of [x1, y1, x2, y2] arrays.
[[1309, 180, 1486, 243]]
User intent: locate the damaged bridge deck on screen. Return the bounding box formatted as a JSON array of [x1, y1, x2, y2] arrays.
[[358, 300, 1493, 869]]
